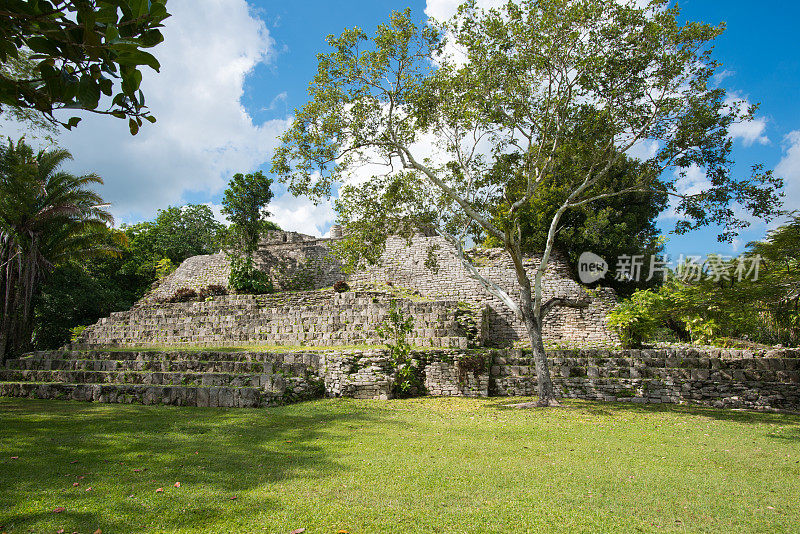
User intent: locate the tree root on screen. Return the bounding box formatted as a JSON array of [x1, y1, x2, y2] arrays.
[[504, 398, 562, 409]]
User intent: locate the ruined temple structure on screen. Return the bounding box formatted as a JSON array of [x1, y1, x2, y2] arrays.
[[5, 231, 799, 411], [77, 230, 619, 349]]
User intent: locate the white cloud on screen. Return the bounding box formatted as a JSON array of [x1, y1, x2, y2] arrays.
[[425, 0, 505, 21], [626, 139, 660, 161], [45, 0, 290, 223], [713, 69, 735, 86], [269, 193, 336, 237], [674, 164, 712, 196], [776, 130, 800, 214], [725, 93, 769, 147], [658, 164, 712, 221]]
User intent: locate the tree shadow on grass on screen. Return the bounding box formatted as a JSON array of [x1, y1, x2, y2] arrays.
[[481, 396, 800, 434], [0, 398, 386, 533]]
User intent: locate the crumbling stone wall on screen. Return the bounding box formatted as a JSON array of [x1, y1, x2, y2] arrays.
[[144, 231, 343, 304], [144, 253, 230, 304], [3, 347, 798, 410], [254, 231, 343, 291], [490, 347, 800, 410], [78, 291, 471, 349], [347, 235, 619, 346], [99, 231, 618, 348]]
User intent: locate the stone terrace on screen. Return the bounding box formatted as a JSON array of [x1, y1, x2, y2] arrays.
[[77, 291, 475, 349], [1, 350, 326, 407], [2, 347, 798, 411]]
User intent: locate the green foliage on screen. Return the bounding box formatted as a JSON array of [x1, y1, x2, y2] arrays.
[[610, 218, 800, 347], [483, 134, 668, 295], [273, 1, 783, 368], [69, 325, 87, 343], [0, 138, 116, 358], [0, 0, 170, 132], [228, 255, 274, 295], [123, 204, 226, 267], [377, 303, 422, 397], [33, 258, 133, 350], [222, 171, 275, 254], [32, 203, 227, 351], [0, 49, 59, 137], [155, 258, 175, 280], [117, 203, 226, 299], [607, 289, 670, 348]]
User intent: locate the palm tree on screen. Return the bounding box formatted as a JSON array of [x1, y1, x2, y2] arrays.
[[0, 138, 114, 360]]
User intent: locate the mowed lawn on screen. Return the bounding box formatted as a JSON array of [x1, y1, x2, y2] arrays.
[[1, 398, 799, 534]]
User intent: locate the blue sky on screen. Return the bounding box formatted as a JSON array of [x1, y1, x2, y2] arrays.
[[3, 0, 798, 263]]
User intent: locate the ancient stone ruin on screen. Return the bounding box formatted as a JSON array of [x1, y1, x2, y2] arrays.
[[2, 231, 798, 411], [79, 230, 619, 348]]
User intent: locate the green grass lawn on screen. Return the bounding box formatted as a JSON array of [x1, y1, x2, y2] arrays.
[[1, 398, 798, 534]]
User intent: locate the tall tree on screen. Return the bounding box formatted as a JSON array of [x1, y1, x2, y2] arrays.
[[221, 171, 275, 255], [0, 0, 170, 133], [483, 122, 669, 295], [123, 204, 226, 266], [273, 2, 782, 406], [0, 138, 115, 360]]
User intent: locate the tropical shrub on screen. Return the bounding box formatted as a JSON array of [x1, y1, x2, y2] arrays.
[[228, 255, 273, 294], [377, 303, 423, 397], [606, 289, 668, 348], [168, 288, 198, 303], [333, 280, 350, 293]]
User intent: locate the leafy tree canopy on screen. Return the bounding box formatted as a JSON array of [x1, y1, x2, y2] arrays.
[[273, 1, 783, 404], [0, 137, 115, 358], [609, 214, 800, 348], [483, 119, 669, 295], [123, 204, 226, 266], [221, 171, 275, 254], [0, 0, 169, 133]]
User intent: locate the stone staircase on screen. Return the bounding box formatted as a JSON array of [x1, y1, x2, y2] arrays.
[[77, 291, 474, 349], [0, 350, 326, 407]]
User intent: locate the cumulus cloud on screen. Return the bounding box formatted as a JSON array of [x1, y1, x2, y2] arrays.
[[658, 164, 712, 222], [725, 93, 769, 147], [626, 139, 660, 161], [45, 0, 290, 224], [776, 130, 800, 214], [268, 194, 337, 237]]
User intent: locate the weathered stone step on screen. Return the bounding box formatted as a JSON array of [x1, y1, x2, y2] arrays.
[[0, 369, 292, 390], [21, 350, 323, 365], [5, 358, 298, 374], [492, 376, 800, 409], [495, 355, 800, 370], [0, 382, 318, 407], [493, 364, 800, 382]]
